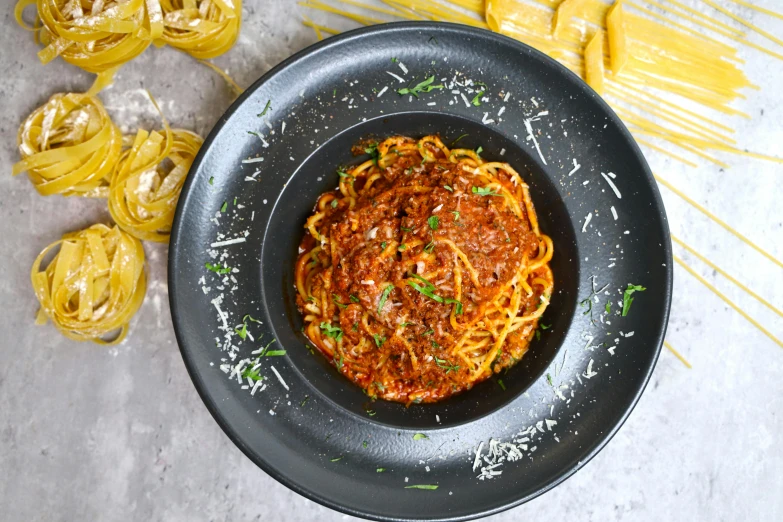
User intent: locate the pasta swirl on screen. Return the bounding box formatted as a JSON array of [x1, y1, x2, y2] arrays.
[[109, 127, 203, 242], [31, 224, 147, 344], [13, 89, 122, 197], [158, 0, 242, 59]]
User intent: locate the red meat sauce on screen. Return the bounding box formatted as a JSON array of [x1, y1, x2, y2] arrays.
[[297, 142, 548, 404]]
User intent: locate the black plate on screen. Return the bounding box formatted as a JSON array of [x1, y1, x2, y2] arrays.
[[169, 22, 671, 522]]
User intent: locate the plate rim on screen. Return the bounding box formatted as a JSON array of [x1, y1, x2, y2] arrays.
[[169, 21, 673, 522]]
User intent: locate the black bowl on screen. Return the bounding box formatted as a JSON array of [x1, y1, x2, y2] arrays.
[[169, 22, 671, 521]]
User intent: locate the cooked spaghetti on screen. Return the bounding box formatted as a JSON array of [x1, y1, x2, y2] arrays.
[[31, 223, 147, 344], [295, 135, 554, 404]]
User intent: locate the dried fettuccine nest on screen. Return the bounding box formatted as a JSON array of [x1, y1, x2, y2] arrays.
[[158, 0, 242, 59], [109, 127, 203, 242], [31, 224, 147, 344], [14, 89, 122, 197]]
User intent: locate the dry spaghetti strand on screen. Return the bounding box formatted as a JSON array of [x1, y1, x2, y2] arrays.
[[31, 224, 147, 345]]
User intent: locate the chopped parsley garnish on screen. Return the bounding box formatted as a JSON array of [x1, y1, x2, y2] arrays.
[[472, 186, 502, 197], [540, 323, 551, 330], [364, 142, 379, 164], [497, 379, 506, 391], [475, 146, 483, 155], [428, 215, 439, 231], [337, 169, 354, 182], [330, 456, 343, 462], [434, 356, 460, 374], [443, 185, 454, 192], [400, 322, 414, 327], [334, 353, 344, 369], [205, 262, 231, 274], [265, 350, 286, 356], [363, 440, 369, 448], [401, 226, 413, 232], [208, 176, 214, 185], [380, 241, 387, 250], [331, 199, 338, 208], [233, 197, 237, 206], [320, 322, 343, 342], [622, 284, 646, 316], [535, 329, 541, 341], [372, 334, 387, 347], [333, 88, 336, 96], [398, 244, 406, 251], [391, 57, 399, 63], [241, 366, 264, 381], [471, 89, 485, 106], [366, 409, 376, 416], [333, 294, 347, 309], [377, 284, 394, 314], [350, 294, 360, 303], [257, 100, 272, 117], [450, 133, 468, 146], [301, 395, 309, 407], [220, 201, 228, 212], [423, 240, 435, 254], [580, 275, 610, 325], [413, 433, 428, 440], [431, 340, 439, 348], [451, 211, 460, 221], [397, 75, 444, 98], [405, 484, 438, 490], [605, 301, 612, 314], [376, 467, 386, 472], [546, 373, 553, 386], [234, 314, 261, 340], [422, 329, 434, 336], [406, 274, 463, 314]]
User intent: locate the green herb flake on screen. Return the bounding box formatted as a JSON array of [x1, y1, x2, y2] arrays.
[[422, 329, 434, 336], [405, 484, 438, 490], [475, 146, 483, 155], [424, 240, 435, 254], [451, 211, 460, 221], [622, 284, 646, 316], [380, 241, 388, 250], [264, 350, 287, 357], [208, 176, 214, 185], [428, 215, 439, 231], [220, 201, 228, 212], [373, 334, 387, 347], [471, 90, 485, 106], [540, 323, 551, 330], [450, 133, 468, 146], [330, 456, 343, 462], [366, 410, 377, 416], [497, 379, 506, 391], [605, 301, 612, 314], [401, 226, 413, 232], [333, 294, 347, 309], [472, 186, 502, 197], [241, 367, 263, 381], [546, 373, 553, 386], [301, 395, 310, 407], [443, 185, 454, 192], [434, 356, 460, 374], [377, 284, 394, 314], [350, 294, 360, 303], [391, 57, 399, 63], [331, 199, 338, 208], [337, 169, 354, 182], [320, 322, 343, 342], [397, 76, 444, 98], [205, 262, 231, 274], [398, 244, 406, 251], [363, 440, 369, 448], [413, 433, 428, 440], [376, 467, 386, 473], [535, 329, 541, 341], [364, 142, 380, 164], [257, 100, 272, 117]]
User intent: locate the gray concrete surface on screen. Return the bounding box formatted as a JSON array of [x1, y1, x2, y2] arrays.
[[1, 1, 781, 521]]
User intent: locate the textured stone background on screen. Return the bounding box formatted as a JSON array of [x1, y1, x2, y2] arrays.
[[0, 1, 780, 521]]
